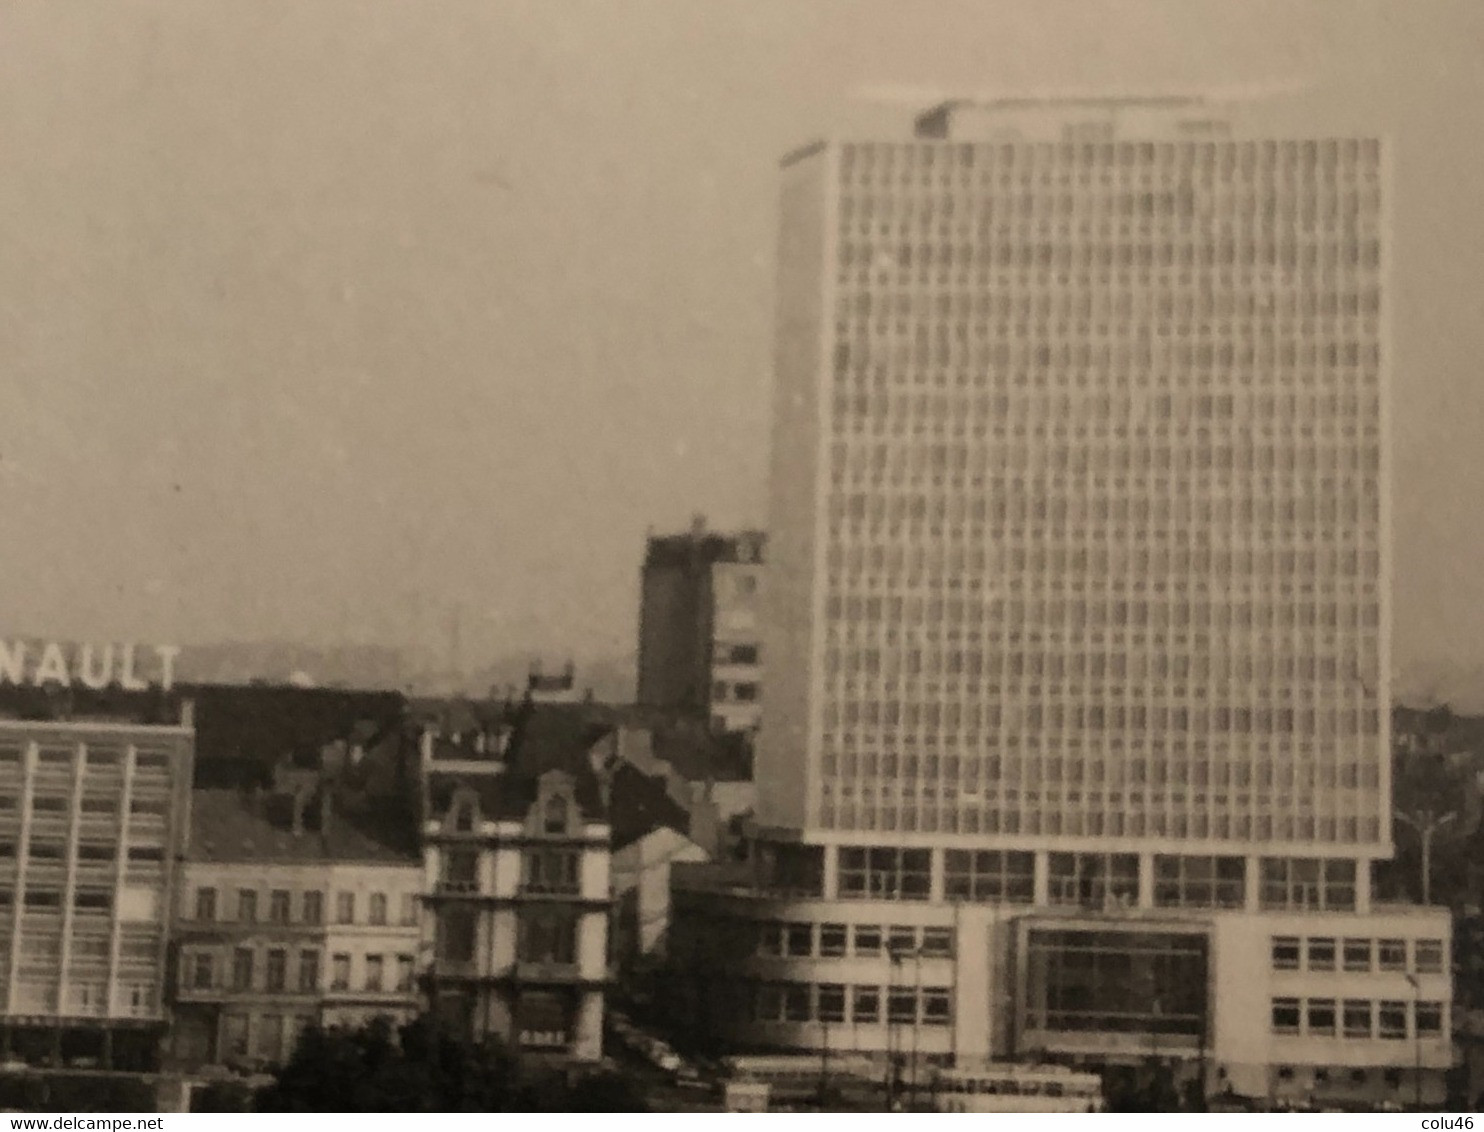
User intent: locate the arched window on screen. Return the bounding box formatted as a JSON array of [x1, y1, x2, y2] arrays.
[[543, 795, 568, 835]]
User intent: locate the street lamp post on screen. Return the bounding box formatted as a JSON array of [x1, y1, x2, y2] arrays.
[[1394, 810, 1457, 906], [1406, 973, 1423, 1110], [818, 1018, 829, 1109], [1195, 968, 1210, 1113], [910, 949, 922, 1109], [888, 943, 921, 1111], [885, 951, 898, 1109]]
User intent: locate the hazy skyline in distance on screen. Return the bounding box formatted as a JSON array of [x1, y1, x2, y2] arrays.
[[2, 1, 1482, 701]]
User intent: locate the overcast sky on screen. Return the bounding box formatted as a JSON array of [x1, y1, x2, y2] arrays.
[[1, 0, 1481, 696]]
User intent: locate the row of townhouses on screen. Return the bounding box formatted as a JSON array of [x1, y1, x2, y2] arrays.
[[0, 673, 729, 1093]]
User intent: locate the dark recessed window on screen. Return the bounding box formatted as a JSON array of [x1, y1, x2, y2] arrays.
[[543, 796, 569, 835], [452, 801, 475, 833]]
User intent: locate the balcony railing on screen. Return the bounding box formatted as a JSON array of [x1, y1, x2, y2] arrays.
[[514, 959, 582, 982], [436, 878, 480, 895], [518, 1029, 571, 1052], [518, 880, 582, 897]]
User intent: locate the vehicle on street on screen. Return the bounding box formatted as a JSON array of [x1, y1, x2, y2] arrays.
[[928, 1062, 1105, 1113]]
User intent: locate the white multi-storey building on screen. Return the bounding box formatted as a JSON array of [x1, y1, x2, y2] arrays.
[[169, 786, 425, 1073], [671, 97, 1449, 1108], [0, 695, 195, 1072], [420, 702, 612, 1063]]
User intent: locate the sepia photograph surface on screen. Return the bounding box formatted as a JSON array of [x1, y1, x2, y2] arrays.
[[1, 0, 1482, 1116]]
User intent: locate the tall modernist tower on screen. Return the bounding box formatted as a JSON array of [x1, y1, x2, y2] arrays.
[[760, 96, 1389, 879], [671, 99, 1446, 1108]]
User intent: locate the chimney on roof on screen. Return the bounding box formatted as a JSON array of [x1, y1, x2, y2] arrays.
[[593, 752, 614, 812], [291, 787, 308, 837], [690, 512, 707, 536], [914, 102, 956, 139]]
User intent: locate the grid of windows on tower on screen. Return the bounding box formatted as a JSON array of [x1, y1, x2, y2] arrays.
[[806, 136, 1385, 846]]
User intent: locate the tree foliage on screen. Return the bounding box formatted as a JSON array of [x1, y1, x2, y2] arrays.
[[1375, 748, 1476, 906], [1394, 751, 1469, 823], [254, 1016, 647, 1113], [191, 1079, 256, 1113]]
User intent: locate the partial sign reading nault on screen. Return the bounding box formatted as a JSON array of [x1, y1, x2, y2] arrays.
[[0, 641, 181, 692]]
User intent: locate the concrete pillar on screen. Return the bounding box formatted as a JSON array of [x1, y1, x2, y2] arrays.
[[1032, 851, 1050, 907], [822, 844, 839, 901], [490, 907, 518, 974], [486, 990, 514, 1046], [55, 744, 87, 1020], [952, 907, 992, 1062], [5, 744, 37, 1015], [1138, 853, 1156, 909], [1355, 856, 1372, 914], [573, 991, 604, 1062], [929, 847, 946, 904], [106, 746, 137, 1019], [1244, 856, 1261, 912]]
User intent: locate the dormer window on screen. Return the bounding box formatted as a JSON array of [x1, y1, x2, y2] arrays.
[[543, 796, 568, 836], [453, 799, 476, 833]]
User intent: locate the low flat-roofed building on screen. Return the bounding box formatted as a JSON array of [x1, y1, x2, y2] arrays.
[[609, 762, 709, 968], [668, 862, 1454, 1108]]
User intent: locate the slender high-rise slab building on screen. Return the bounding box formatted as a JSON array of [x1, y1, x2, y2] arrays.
[[760, 96, 1390, 881], [672, 98, 1450, 1109]]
